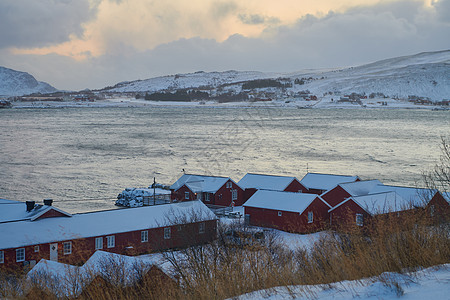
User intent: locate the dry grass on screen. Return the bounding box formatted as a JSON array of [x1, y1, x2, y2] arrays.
[[1, 211, 448, 299]]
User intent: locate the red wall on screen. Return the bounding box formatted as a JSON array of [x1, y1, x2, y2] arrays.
[[426, 192, 449, 222], [0, 220, 217, 273], [171, 185, 196, 202], [244, 197, 330, 233], [284, 179, 307, 193], [213, 180, 244, 206], [329, 200, 371, 230], [321, 186, 351, 207]]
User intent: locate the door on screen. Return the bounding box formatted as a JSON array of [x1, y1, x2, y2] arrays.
[[50, 243, 58, 261]]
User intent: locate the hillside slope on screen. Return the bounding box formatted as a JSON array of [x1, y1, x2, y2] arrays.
[[105, 50, 450, 101], [0, 67, 57, 96]]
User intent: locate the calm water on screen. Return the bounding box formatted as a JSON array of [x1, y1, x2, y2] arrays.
[[0, 106, 448, 213]]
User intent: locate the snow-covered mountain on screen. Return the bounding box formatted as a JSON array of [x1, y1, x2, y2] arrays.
[[0, 67, 57, 96], [105, 50, 450, 101]]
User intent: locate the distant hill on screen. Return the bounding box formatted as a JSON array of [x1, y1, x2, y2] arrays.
[[103, 50, 450, 102], [0, 67, 57, 96]]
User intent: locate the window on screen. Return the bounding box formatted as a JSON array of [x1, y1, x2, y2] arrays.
[[63, 242, 72, 255], [199, 222, 205, 234], [196, 193, 202, 200], [16, 248, 25, 262], [278, 211, 282, 217], [95, 237, 103, 250], [107, 236, 115, 248], [308, 211, 313, 223], [226, 182, 232, 188], [0, 251, 4, 264], [141, 231, 148, 243], [185, 192, 190, 200], [430, 205, 435, 217], [34, 246, 39, 253], [356, 214, 364, 226], [164, 227, 171, 239], [298, 190, 303, 193], [231, 189, 238, 201], [204, 193, 210, 202]]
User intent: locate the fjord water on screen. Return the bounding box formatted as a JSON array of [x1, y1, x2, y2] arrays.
[[0, 106, 448, 213]]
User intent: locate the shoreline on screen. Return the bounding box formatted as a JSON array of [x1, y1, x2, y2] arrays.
[[5, 97, 449, 110]]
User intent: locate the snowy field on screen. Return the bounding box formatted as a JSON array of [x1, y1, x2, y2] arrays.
[[234, 264, 450, 300], [8, 96, 448, 110]]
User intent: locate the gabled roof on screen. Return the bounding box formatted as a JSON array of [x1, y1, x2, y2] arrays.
[[300, 173, 360, 191], [30, 205, 72, 221], [244, 190, 330, 214], [0, 199, 70, 224], [0, 201, 217, 250], [338, 180, 383, 197], [238, 173, 299, 191], [329, 191, 411, 215], [170, 174, 234, 193]]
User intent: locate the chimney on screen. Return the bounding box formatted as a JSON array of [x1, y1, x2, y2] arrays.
[[26, 201, 35, 212], [43, 198, 53, 206]]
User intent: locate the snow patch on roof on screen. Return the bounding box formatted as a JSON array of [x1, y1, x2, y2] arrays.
[[238, 173, 297, 191], [339, 180, 383, 196], [243, 190, 319, 214], [0, 201, 216, 250], [171, 174, 232, 193], [300, 173, 359, 191]]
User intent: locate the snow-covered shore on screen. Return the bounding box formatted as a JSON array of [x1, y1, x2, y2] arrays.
[[7, 97, 449, 110], [234, 264, 450, 300]]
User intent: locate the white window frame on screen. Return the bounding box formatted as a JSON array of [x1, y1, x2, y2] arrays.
[[164, 227, 171, 239], [16, 248, 25, 262], [0, 250, 4, 264], [308, 211, 313, 223], [95, 237, 103, 250], [199, 222, 205, 234], [356, 214, 364, 226], [231, 189, 238, 201], [34, 246, 39, 253], [107, 235, 115, 248], [226, 181, 232, 188], [430, 205, 435, 217], [204, 193, 210, 202], [141, 230, 148, 243], [185, 192, 190, 200], [63, 242, 72, 255], [278, 211, 282, 217]]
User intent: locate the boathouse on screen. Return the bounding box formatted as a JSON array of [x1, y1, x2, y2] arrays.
[[170, 174, 244, 206], [0, 201, 217, 272], [325, 181, 449, 229], [243, 190, 331, 233]]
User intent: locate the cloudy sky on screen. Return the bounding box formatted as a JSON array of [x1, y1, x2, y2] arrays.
[[0, 0, 449, 90]]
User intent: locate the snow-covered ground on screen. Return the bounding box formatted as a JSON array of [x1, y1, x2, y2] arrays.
[[234, 264, 450, 300]]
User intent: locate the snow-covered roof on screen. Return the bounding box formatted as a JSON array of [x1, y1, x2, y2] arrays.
[[300, 173, 360, 191], [0, 201, 216, 250], [28, 251, 169, 296], [330, 191, 411, 215], [371, 184, 436, 207], [243, 190, 328, 214], [339, 180, 383, 197], [238, 173, 298, 191], [0, 199, 69, 223], [170, 174, 233, 193]]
